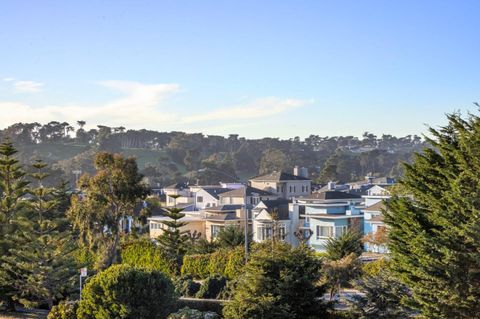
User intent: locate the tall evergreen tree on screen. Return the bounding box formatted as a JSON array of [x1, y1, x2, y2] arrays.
[[68, 152, 150, 270], [385, 111, 480, 318], [156, 195, 190, 271], [2, 160, 77, 309], [0, 141, 29, 310]]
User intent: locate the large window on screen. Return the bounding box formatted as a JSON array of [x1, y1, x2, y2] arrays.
[[211, 225, 224, 239], [316, 225, 333, 239], [257, 224, 286, 241], [335, 226, 348, 238]]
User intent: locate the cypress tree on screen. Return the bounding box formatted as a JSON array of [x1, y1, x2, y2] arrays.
[[2, 160, 77, 309], [0, 141, 29, 310], [384, 111, 480, 318]]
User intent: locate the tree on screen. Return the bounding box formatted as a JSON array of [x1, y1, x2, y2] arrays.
[[258, 149, 289, 175], [323, 253, 361, 301], [384, 111, 480, 318], [68, 152, 149, 270], [156, 195, 190, 271], [349, 270, 411, 319], [2, 160, 77, 309], [216, 225, 250, 249], [0, 141, 30, 310], [223, 242, 329, 319], [76, 265, 177, 319], [325, 229, 363, 261]]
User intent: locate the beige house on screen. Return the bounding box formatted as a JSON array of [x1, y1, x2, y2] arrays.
[[249, 171, 311, 199], [218, 186, 278, 206], [149, 212, 205, 239], [203, 205, 248, 241]]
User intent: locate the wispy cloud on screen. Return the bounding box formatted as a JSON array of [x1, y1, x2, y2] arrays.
[[3, 78, 45, 93], [0, 80, 310, 134]]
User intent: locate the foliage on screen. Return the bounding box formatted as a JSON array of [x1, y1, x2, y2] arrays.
[[362, 258, 390, 277], [322, 253, 362, 300], [168, 307, 220, 319], [258, 149, 290, 175], [223, 242, 329, 319], [195, 275, 227, 299], [384, 111, 480, 318], [2, 161, 78, 308], [173, 276, 201, 298], [349, 270, 411, 318], [181, 248, 244, 280], [215, 226, 250, 249], [48, 301, 78, 319], [68, 152, 149, 270], [0, 141, 30, 310], [156, 196, 191, 272], [325, 229, 363, 261], [77, 265, 177, 319], [120, 238, 176, 276]]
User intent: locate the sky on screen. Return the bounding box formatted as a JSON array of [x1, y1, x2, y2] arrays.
[[1, 0, 479, 139]]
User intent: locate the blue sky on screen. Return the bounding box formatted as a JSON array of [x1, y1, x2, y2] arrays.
[[1, 0, 479, 138]]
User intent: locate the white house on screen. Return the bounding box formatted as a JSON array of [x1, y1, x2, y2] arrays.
[[249, 171, 311, 199]]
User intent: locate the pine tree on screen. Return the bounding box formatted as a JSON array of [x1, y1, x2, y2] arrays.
[[384, 111, 480, 318], [156, 195, 190, 271], [2, 160, 77, 309], [0, 141, 29, 310]]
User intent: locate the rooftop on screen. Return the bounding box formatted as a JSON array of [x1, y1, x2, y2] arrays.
[[219, 186, 275, 197], [302, 191, 362, 201], [249, 171, 310, 182]]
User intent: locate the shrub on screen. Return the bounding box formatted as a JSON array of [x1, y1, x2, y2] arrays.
[[121, 238, 176, 276], [168, 307, 220, 319], [181, 254, 211, 279], [182, 247, 244, 280], [48, 301, 78, 319], [77, 265, 177, 319], [176, 299, 225, 315], [195, 275, 227, 299], [174, 275, 201, 297], [362, 258, 390, 277]]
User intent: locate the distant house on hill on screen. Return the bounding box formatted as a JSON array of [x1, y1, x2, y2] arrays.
[[249, 171, 311, 199]]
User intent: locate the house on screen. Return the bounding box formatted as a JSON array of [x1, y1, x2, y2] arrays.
[[163, 182, 194, 207], [292, 191, 364, 252], [202, 205, 247, 241], [218, 186, 278, 206], [249, 171, 311, 199], [148, 211, 206, 240], [364, 185, 392, 207], [362, 200, 388, 253], [192, 186, 233, 210], [252, 199, 299, 246]]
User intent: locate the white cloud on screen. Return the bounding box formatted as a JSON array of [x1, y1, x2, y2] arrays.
[[3, 78, 44, 93], [0, 80, 310, 134]]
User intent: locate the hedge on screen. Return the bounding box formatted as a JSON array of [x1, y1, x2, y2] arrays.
[[121, 238, 176, 276], [181, 247, 244, 279]]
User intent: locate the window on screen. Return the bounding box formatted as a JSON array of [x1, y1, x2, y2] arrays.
[[252, 197, 260, 205], [306, 186, 309, 192], [335, 226, 348, 238], [257, 224, 286, 241], [302, 186, 305, 192], [289, 186, 292, 193], [197, 196, 203, 203], [211, 225, 225, 239], [293, 186, 296, 192], [316, 225, 333, 239]]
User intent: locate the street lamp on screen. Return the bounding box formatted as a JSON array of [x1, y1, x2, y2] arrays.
[[197, 167, 249, 262]]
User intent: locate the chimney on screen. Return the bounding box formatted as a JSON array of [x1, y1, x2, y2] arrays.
[[327, 181, 336, 190], [293, 166, 309, 178]]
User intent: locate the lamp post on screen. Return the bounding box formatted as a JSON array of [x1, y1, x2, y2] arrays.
[[197, 168, 249, 262]]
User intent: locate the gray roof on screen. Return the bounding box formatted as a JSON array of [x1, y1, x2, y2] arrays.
[[164, 182, 188, 190], [250, 171, 310, 182], [255, 199, 290, 220], [219, 186, 275, 197], [303, 191, 362, 201], [201, 187, 234, 199], [204, 204, 243, 212], [204, 213, 238, 221]]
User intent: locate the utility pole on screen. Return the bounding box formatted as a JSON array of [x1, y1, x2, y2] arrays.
[[244, 183, 249, 263]]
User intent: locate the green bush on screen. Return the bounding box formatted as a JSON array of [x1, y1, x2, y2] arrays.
[[121, 238, 176, 276], [182, 247, 244, 280], [48, 301, 79, 319], [77, 265, 177, 319], [362, 258, 390, 277], [168, 307, 220, 319], [174, 275, 201, 297], [181, 254, 211, 279], [176, 299, 225, 315], [195, 275, 227, 299]]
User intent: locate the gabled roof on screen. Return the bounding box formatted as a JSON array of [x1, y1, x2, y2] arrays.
[[218, 186, 275, 198], [250, 171, 310, 182], [200, 187, 233, 199], [303, 191, 362, 201], [254, 199, 290, 220], [370, 215, 384, 222], [204, 204, 243, 212], [364, 201, 387, 212], [164, 182, 188, 190]]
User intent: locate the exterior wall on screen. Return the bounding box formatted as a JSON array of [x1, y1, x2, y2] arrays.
[[249, 180, 311, 199], [249, 181, 279, 195], [149, 220, 205, 239], [307, 217, 363, 252], [204, 220, 245, 241], [194, 189, 220, 210], [164, 189, 194, 207]]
